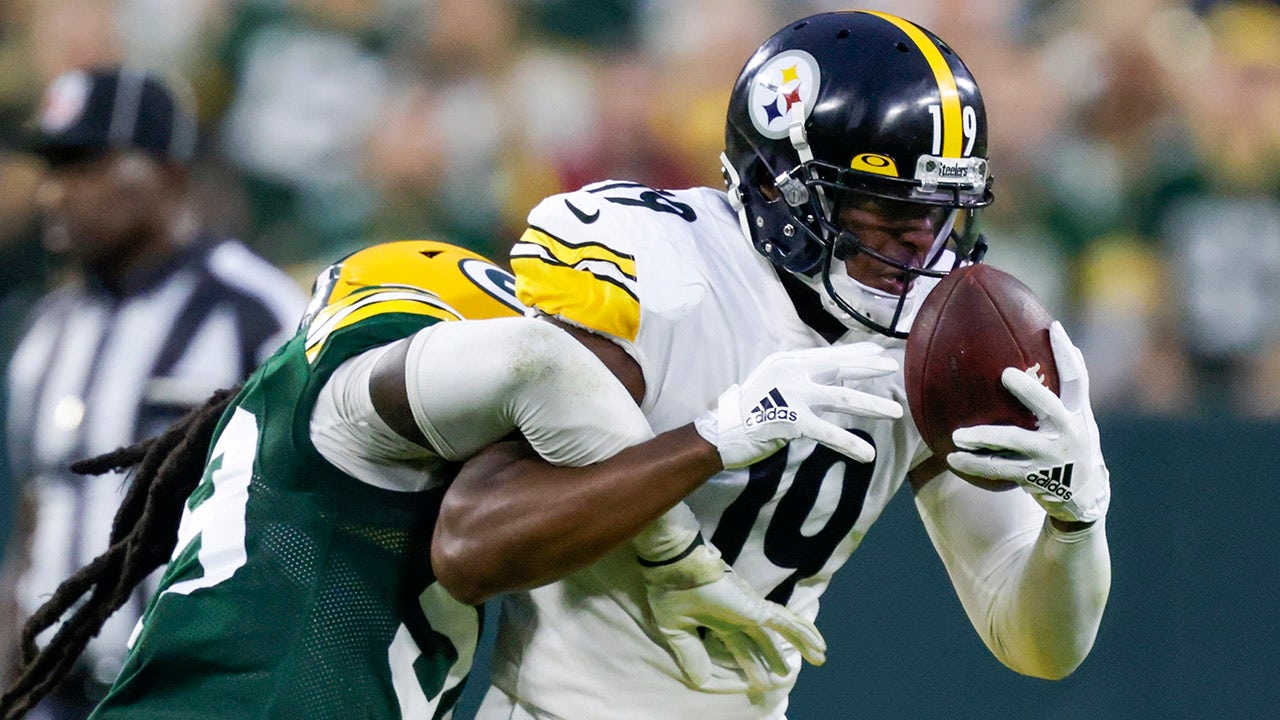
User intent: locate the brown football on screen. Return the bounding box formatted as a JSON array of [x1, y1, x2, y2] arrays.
[[904, 264, 1059, 491]]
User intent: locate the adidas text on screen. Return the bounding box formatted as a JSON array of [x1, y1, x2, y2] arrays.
[[745, 407, 798, 427]]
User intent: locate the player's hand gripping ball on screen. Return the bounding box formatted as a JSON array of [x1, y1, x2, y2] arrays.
[[904, 264, 1059, 491]]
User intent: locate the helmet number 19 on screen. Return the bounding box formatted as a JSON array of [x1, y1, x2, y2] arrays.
[[927, 104, 980, 157]]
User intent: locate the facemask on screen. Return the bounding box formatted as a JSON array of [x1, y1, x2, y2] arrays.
[[797, 249, 954, 339]]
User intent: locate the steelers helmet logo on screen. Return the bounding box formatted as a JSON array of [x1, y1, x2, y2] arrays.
[[748, 49, 821, 140]]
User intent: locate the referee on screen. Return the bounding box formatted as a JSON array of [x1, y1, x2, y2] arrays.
[[0, 67, 307, 719]]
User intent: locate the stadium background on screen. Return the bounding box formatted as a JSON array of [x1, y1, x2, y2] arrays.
[[0, 0, 1276, 717]]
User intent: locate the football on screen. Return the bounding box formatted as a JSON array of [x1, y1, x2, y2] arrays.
[[904, 264, 1059, 491]]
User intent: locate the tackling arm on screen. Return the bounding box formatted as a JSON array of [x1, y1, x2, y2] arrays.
[[423, 318, 879, 689], [908, 464, 1111, 679], [402, 313, 905, 691], [433, 428, 720, 604], [367, 316, 716, 604], [388, 317, 898, 606]]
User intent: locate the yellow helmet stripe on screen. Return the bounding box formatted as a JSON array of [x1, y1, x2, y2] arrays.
[[304, 288, 460, 362], [860, 11, 962, 158]]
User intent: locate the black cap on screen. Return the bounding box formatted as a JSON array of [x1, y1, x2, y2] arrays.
[[28, 66, 197, 166]]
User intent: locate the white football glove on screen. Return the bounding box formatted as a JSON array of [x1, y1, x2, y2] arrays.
[[639, 538, 826, 695], [695, 343, 903, 469], [947, 322, 1111, 524]]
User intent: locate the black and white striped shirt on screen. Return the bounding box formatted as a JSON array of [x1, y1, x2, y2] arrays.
[[4, 236, 306, 683]]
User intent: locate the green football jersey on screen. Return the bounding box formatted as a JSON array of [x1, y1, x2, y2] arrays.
[[92, 291, 478, 720]]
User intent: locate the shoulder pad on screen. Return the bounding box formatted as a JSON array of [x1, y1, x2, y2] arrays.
[[512, 182, 706, 342]]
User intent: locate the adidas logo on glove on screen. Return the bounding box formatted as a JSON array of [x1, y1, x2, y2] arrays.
[[1025, 464, 1075, 501], [744, 389, 798, 427]]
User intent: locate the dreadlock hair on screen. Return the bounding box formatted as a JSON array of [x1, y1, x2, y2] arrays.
[[0, 385, 241, 720]]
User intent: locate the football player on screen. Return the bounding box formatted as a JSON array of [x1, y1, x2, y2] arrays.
[[0, 241, 903, 719], [466, 11, 1112, 720]]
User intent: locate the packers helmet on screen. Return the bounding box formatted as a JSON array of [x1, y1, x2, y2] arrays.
[[300, 240, 524, 330], [722, 11, 993, 338]]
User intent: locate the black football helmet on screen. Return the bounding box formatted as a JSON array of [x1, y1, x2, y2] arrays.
[[722, 10, 993, 338]]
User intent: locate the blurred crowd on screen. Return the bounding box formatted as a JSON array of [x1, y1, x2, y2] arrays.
[[1, 0, 1279, 418]]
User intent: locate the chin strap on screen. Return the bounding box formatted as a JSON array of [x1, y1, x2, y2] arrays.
[[786, 102, 832, 221], [770, 264, 848, 344], [720, 151, 770, 269], [787, 103, 815, 165], [819, 251, 912, 340], [720, 152, 746, 214]]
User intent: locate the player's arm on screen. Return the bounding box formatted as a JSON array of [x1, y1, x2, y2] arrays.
[[907, 464, 1110, 679], [370, 316, 892, 604], [433, 430, 717, 602], [426, 319, 909, 691], [905, 322, 1111, 679], [428, 317, 704, 596], [368, 315, 685, 605]]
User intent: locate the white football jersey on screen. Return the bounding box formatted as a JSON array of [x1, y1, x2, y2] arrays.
[[485, 182, 938, 720]]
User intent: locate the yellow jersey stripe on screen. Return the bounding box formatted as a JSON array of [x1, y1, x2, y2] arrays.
[[520, 226, 638, 280], [861, 11, 962, 158], [512, 230, 641, 342]]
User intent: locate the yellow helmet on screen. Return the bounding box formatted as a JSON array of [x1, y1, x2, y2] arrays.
[[301, 240, 524, 330]]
